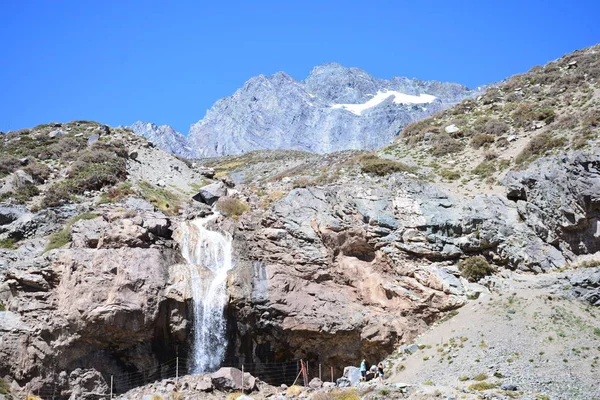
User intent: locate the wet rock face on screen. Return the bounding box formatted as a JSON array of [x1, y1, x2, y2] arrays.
[[0, 205, 190, 396]]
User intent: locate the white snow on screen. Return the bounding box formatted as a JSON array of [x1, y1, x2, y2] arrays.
[[331, 90, 437, 116]]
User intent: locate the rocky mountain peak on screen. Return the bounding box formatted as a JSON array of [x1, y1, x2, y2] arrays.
[[130, 120, 193, 158], [185, 63, 479, 157]]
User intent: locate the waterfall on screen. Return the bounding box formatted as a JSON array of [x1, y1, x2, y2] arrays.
[[177, 214, 233, 374]]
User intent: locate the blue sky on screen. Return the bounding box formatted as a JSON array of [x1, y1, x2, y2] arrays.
[[1, 1, 598, 134]]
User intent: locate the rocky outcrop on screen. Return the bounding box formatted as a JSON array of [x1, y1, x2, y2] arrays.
[[0, 204, 191, 398], [227, 153, 600, 368], [503, 152, 600, 259], [130, 121, 194, 158]]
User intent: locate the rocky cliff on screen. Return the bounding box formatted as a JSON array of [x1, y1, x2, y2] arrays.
[[130, 121, 194, 158], [188, 63, 480, 156], [1, 44, 600, 400], [129, 64, 479, 157]]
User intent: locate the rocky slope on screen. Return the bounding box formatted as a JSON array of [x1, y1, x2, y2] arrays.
[[130, 121, 194, 158], [1, 44, 599, 400]]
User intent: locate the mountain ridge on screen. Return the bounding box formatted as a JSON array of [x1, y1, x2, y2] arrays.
[[131, 63, 480, 157]]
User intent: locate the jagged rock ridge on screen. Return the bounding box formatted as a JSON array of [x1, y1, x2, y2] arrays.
[[131, 64, 480, 157], [130, 121, 194, 158], [188, 63, 480, 156]]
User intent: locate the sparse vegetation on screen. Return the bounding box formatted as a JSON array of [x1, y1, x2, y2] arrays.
[[470, 133, 495, 149], [430, 133, 464, 156], [0, 238, 17, 249], [98, 181, 136, 204], [515, 132, 567, 165], [42, 142, 128, 208], [310, 389, 360, 400], [468, 382, 499, 391], [439, 169, 461, 180], [216, 197, 250, 219], [139, 181, 182, 215], [473, 373, 488, 381], [359, 154, 415, 176], [43, 213, 99, 253], [458, 256, 495, 282], [0, 377, 10, 398]]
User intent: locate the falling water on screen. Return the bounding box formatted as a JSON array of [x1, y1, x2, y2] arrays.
[[177, 214, 233, 373]]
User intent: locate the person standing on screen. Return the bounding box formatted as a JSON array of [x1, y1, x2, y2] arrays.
[[377, 362, 384, 383], [360, 359, 367, 381]]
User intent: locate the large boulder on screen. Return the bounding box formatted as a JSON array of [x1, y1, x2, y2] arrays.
[[210, 367, 257, 392], [192, 181, 227, 205], [342, 367, 361, 385]]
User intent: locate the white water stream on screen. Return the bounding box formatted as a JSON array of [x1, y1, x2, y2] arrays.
[[177, 214, 233, 373]]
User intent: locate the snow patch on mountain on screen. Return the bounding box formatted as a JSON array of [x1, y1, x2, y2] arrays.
[[331, 90, 437, 115]]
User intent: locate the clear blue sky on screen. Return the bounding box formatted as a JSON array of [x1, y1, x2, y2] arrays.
[[1, 0, 598, 134]]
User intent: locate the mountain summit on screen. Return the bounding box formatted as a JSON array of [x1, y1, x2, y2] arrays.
[[132, 64, 480, 157]]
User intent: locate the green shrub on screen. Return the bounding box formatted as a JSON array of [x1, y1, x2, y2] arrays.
[[41, 143, 128, 208], [139, 181, 182, 215], [472, 161, 496, 178], [473, 373, 488, 381], [458, 376, 469, 381], [471, 133, 495, 149], [515, 133, 567, 165], [0, 238, 16, 249], [458, 257, 495, 282], [216, 197, 250, 219], [468, 382, 499, 391], [0, 377, 11, 396], [22, 161, 52, 183], [511, 104, 556, 128], [0, 155, 21, 177], [44, 228, 71, 253], [484, 119, 509, 136], [359, 154, 415, 176], [11, 184, 40, 204], [0, 304, 6, 311], [439, 169, 460, 181], [431, 134, 463, 156]]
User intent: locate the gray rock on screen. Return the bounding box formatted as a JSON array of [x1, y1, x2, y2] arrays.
[[500, 383, 518, 391], [130, 121, 195, 158], [342, 366, 361, 385], [192, 181, 227, 205], [87, 134, 99, 145], [405, 344, 419, 354], [48, 129, 64, 138], [336, 377, 352, 388], [323, 382, 336, 388], [309, 377, 323, 389], [210, 367, 256, 391], [0, 205, 26, 226], [124, 197, 156, 212]]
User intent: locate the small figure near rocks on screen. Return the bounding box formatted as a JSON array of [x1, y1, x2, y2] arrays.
[[360, 359, 367, 381], [377, 362, 384, 383]]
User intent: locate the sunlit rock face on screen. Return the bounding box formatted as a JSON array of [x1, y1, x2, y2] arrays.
[[184, 63, 479, 157]]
